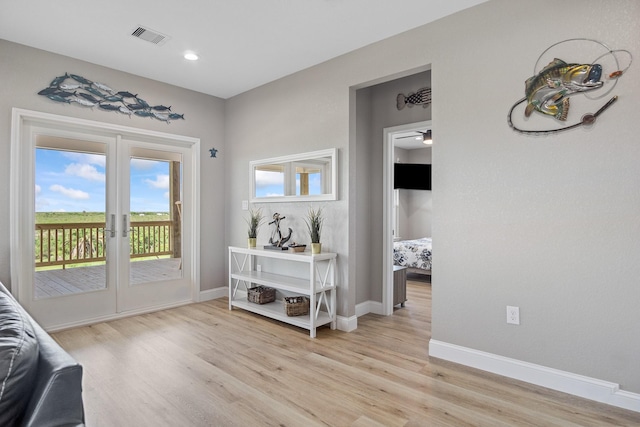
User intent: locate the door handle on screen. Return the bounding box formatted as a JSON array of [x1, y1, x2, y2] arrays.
[[104, 214, 116, 238], [122, 214, 129, 237]]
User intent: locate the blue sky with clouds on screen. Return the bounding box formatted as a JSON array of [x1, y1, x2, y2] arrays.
[[35, 148, 171, 213], [255, 170, 321, 197]]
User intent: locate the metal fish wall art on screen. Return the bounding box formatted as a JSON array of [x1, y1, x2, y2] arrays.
[[397, 87, 431, 110], [38, 73, 186, 124], [508, 38, 632, 135], [524, 58, 603, 121]]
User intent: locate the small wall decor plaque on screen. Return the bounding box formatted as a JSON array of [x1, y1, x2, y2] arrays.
[[38, 73, 186, 123]]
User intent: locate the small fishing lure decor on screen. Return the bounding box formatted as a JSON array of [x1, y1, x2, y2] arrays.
[[397, 87, 431, 110], [38, 73, 186, 124], [508, 39, 632, 135]]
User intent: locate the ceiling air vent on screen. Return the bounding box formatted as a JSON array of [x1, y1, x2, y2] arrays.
[[131, 26, 169, 46]]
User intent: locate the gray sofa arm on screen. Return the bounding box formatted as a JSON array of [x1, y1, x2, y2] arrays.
[[21, 320, 85, 427]]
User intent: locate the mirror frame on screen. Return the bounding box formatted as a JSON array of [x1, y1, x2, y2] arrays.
[[249, 148, 338, 203]]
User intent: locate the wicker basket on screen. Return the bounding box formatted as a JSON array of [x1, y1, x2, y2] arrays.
[[284, 296, 310, 316], [247, 286, 276, 304]]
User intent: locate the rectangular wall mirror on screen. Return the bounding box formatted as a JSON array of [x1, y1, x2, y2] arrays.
[[250, 148, 338, 203]]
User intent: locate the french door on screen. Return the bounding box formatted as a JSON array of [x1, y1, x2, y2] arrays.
[[11, 109, 199, 330], [117, 137, 193, 312]]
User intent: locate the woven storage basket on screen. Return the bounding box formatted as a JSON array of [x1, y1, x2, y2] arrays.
[[247, 286, 276, 304], [284, 296, 310, 316]]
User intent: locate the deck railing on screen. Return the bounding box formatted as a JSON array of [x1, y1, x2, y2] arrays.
[[35, 220, 174, 269]]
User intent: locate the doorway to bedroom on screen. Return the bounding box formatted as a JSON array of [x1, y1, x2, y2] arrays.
[[352, 67, 432, 318], [382, 120, 432, 315]]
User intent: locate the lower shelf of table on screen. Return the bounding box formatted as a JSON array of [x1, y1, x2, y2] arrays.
[[230, 298, 334, 332]]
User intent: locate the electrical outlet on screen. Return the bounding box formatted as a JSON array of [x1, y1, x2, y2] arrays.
[[257, 264, 262, 272], [242, 200, 249, 210], [506, 306, 520, 325]]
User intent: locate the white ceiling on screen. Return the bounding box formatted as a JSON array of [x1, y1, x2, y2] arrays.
[[394, 130, 429, 150], [0, 0, 487, 99]]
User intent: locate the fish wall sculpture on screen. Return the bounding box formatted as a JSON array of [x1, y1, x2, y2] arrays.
[[38, 73, 185, 124], [524, 59, 603, 121], [397, 87, 431, 110], [508, 38, 632, 135]]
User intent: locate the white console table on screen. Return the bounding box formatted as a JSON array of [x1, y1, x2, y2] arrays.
[[228, 246, 337, 338]]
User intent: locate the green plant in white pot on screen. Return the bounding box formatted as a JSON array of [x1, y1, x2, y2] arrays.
[[245, 208, 264, 248], [305, 206, 323, 254]]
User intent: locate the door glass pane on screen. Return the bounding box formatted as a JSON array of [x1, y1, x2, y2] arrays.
[[34, 144, 107, 299], [129, 154, 183, 285]]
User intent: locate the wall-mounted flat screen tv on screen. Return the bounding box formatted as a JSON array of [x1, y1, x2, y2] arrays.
[[394, 163, 431, 190]]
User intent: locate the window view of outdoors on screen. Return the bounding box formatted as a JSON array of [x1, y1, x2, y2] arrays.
[[34, 147, 181, 299]]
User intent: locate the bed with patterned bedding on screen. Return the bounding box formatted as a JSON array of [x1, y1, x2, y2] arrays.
[[393, 237, 432, 273]]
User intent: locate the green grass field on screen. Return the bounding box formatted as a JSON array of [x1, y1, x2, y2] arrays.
[[36, 212, 170, 223]]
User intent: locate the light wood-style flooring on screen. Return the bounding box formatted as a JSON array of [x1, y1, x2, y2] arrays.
[[52, 278, 640, 426]]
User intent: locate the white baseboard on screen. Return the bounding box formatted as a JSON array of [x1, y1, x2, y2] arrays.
[[199, 287, 227, 302], [47, 299, 193, 333], [356, 300, 383, 317], [337, 314, 357, 332], [429, 339, 640, 413]]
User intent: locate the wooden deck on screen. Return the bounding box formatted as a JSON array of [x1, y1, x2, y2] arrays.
[[34, 258, 182, 299]]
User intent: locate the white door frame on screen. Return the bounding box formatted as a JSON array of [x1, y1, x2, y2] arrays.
[[382, 120, 431, 315], [10, 108, 201, 330]]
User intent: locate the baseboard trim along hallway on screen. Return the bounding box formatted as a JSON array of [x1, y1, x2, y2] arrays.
[[429, 339, 640, 413]]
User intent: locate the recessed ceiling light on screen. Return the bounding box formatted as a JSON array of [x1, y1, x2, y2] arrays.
[[184, 52, 199, 61]]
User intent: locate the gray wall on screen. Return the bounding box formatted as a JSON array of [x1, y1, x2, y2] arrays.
[[0, 39, 227, 292], [226, 0, 640, 393], [431, 0, 639, 394]]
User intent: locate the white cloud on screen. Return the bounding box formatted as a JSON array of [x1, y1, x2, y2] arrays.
[[256, 170, 284, 186], [132, 159, 161, 170], [65, 163, 105, 182], [63, 152, 106, 167], [35, 184, 41, 194], [50, 184, 89, 199], [145, 174, 169, 189]]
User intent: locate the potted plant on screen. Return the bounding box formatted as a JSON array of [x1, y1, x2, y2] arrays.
[[305, 206, 324, 254], [245, 208, 264, 248]]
